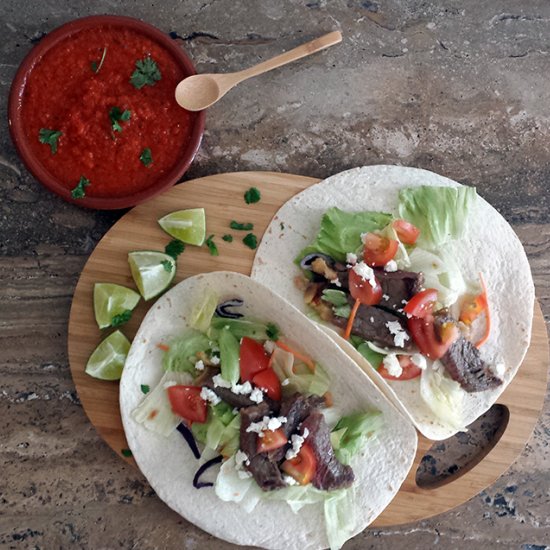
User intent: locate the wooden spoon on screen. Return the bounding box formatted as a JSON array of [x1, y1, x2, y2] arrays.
[[175, 31, 342, 111]]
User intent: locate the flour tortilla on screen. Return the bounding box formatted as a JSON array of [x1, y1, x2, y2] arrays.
[[120, 271, 417, 550], [251, 165, 535, 440]]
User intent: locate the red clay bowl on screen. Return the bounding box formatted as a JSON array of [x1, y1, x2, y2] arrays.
[[8, 15, 205, 210]]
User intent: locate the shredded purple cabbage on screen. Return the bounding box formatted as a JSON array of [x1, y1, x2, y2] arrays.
[[176, 423, 201, 459], [193, 455, 224, 489], [215, 298, 244, 319]]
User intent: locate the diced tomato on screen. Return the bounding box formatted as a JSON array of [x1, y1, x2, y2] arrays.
[[166, 385, 207, 424], [393, 219, 420, 245], [257, 427, 287, 453], [281, 443, 317, 485], [348, 267, 383, 306], [378, 355, 422, 381], [403, 288, 438, 319], [362, 233, 399, 267], [239, 336, 270, 382], [252, 367, 281, 401], [408, 315, 456, 360]]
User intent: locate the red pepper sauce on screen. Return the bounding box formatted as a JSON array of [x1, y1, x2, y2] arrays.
[[21, 26, 195, 198]]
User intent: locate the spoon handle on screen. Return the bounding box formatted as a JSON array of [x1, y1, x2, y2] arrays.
[[237, 30, 342, 81]]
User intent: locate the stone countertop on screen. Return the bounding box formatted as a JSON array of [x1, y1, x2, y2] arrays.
[[1, 0, 549, 548]]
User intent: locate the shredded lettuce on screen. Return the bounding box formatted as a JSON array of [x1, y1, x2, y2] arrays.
[[356, 341, 384, 369], [296, 207, 393, 263], [190, 289, 218, 332], [219, 327, 240, 385], [192, 401, 241, 454], [324, 488, 357, 550], [209, 316, 270, 341], [131, 371, 193, 436], [162, 330, 211, 373], [398, 185, 477, 248]]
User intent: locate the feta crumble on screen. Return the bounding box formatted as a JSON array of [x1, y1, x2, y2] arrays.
[[411, 353, 427, 370], [210, 355, 220, 366], [285, 428, 310, 460], [384, 260, 398, 272], [212, 374, 231, 389], [194, 359, 205, 371], [200, 386, 221, 405], [283, 475, 298, 486], [281, 378, 290, 386], [386, 320, 410, 348], [246, 416, 288, 437], [382, 354, 403, 378], [249, 387, 264, 403], [382, 294, 390, 301], [352, 261, 378, 289], [264, 340, 276, 354], [346, 252, 358, 265]]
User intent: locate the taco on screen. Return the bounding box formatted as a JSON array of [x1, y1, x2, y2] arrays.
[[119, 271, 417, 550], [251, 166, 534, 440]]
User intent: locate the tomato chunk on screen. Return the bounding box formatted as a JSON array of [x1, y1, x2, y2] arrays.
[[166, 385, 207, 424], [378, 355, 422, 381], [403, 288, 438, 319], [281, 443, 317, 485], [252, 367, 281, 401], [257, 427, 287, 453], [239, 336, 270, 382], [408, 316, 456, 360], [393, 219, 420, 245], [362, 233, 399, 267], [348, 267, 383, 306]]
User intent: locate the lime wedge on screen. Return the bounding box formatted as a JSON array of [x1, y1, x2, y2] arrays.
[[158, 208, 206, 246], [128, 250, 176, 300], [93, 283, 141, 329], [85, 330, 130, 380]]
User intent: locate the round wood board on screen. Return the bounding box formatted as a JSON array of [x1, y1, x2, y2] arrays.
[[68, 171, 549, 527]]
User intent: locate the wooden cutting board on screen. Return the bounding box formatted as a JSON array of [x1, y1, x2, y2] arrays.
[[68, 171, 549, 527]]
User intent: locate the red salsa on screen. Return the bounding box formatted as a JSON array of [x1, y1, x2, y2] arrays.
[[21, 25, 195, 198]]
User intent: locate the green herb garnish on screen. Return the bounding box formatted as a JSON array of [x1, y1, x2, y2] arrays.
[[130, 57, 162, 89], [109, 107, 131, 133], [121, 448, 133, 457], [38, 128, 62, 155], [139, 147, 153, 167], [222, 234, 233, 242], [70, 176, 91, 199], [140, 384, 150, 394], [230, 220, 254, 231], [91, 47, 107, 74], [280, 222, 285, 231], [266, 323, 280, 341], [161, 260, 174, 272], [244, 187, 261, 204], [243, 233, 258, 250], [165, 239, 185, 259], [205, 234, 219, 256], [111, 309, 132, 327]]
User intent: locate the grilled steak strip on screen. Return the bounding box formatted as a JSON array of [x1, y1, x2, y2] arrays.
[[300, 412, 355, 491], [440, 337, 503, 392], [239, 402, 272, 458], [247, 454, 286, 491], [374, 268, 424, 309]]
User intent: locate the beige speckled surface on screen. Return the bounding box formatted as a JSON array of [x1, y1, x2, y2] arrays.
[[1, 1, 549, 548]]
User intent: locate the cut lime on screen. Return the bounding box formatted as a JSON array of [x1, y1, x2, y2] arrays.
[[158, 208, 206, 246], [128, 250, 176, 300], [85, 330, 130, 380], [93, 283, 141, 329]]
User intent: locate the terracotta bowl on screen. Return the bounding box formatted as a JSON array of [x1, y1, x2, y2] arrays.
[[8, 15, 205, 210]]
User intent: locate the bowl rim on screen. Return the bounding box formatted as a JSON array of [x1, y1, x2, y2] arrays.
[[8, 15, 206, 210]]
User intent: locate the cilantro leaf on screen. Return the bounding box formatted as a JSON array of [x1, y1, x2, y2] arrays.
[[266, 323, 280, 341], [243, 233, 258, 250], [91, 47, 107, 74], [140, 384, 150, 394], [121, 448, 133, 457], [230, 220, 254, 231], [109, 107, 131, 133], [111, 309, 133, 327], [244, 187, 261, 204], [70, 176, 91, 199], [222, 234, 233, 242], [161, 260, 174, 272], [139, 147, 153, 167], [130, 57, 162, 89], [39, 128, 62, 155], [205, 234, 219, 256], [165, 239, 185, 259]]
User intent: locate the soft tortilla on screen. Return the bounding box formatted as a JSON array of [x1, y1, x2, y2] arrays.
[[120, 271, 417, 550], [251, 165, 534, 440]]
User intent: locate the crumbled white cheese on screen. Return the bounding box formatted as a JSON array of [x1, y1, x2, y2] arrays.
[[194, 359, 205, 371], [264, 340, 276, 354], [210, 355, 220, 366], [249, 387, 264, 403], [491, 361, 505, 377], [386, 320, 410, 348], [200, 386, 221, 405], [383, 354, 403, 378], [212, 374, 231, 388], [246, 416, 288, 437], [283, 475, 298, 486], [401, 299, 408, 305], [411, 353, 427, 370], [330, 278, 342, 287], [231, 381, 253, 395], [281, 378, 290, 386], [382, 294, 390, 301], [384, 260, 398, 272], [370, 317, 375, 323], [346, 252, 358, 265], [285, 428, 310, 460], [352, 261, 378, 289]]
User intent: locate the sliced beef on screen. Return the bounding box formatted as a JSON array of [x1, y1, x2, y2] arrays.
[[247, 454, 286, 491], [239, 402, 271, 458], [332, 302, 413, 349], [374, 268, 424, 309], [440, 337, 503, 392], [300, 412, 355, 490]]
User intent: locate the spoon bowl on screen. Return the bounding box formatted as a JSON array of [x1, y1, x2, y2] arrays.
[[175, 74, 223, 111]]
